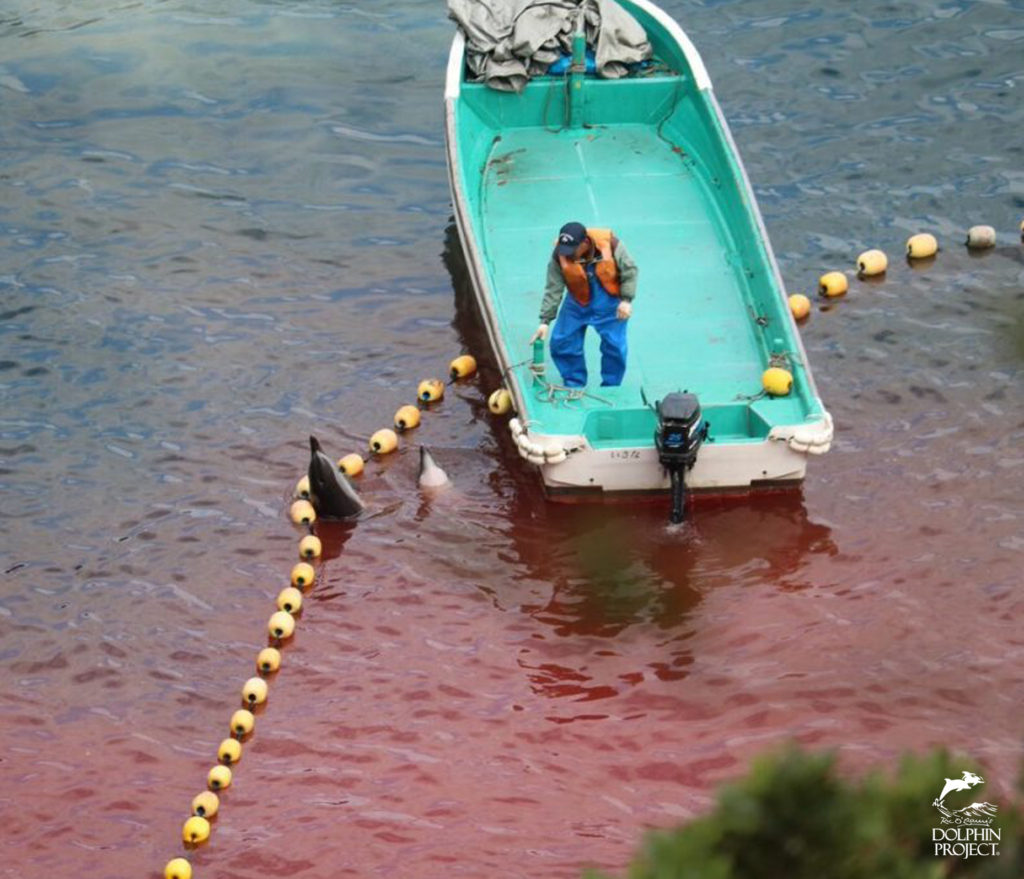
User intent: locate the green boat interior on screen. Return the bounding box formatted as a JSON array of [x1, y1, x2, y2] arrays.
[[451, 6, 823, 446]]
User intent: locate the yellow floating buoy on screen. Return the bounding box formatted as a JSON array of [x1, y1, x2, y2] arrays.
[[208, 764, 232, 792], [183, 815, 210, 844], [763, 367, 793, 397], [291, 561, 315, 589], [788, 294, 811, 321], [394, 404, 421, 432], [242, 676, 268, 707], [906, 232, 938, 259], [857, 249, 888, 277], [369, 428, 398, 455], [277, 586, 303, 614], [268, 610, 295, 640], [337, 453, 364, 477], [298, 534, 322, 560], [449, 354, 477, 380], [218, 737, 242, 765], [289, 499, 316, 526], [417, 378, 444, 403], [488, 388, 513, 415], [183, 814, 210, 844], [818, 271, 848, 298], [1019, 218, 1023, 241], [165, 857, 193, 879], [294, 475, 310, 500], [230, 708, 254, 738], [966, 224, 996, 249], [191, 791, 219, 819], [257, 646, 281, 674]]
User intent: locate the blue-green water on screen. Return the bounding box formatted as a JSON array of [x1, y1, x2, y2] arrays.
[[1, 2, 1022, 878]]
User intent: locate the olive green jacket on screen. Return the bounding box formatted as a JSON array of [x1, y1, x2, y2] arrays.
[[538, 238, 638, 324]]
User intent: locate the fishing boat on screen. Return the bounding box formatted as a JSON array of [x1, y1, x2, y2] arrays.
[[443, 0, 832, 519]]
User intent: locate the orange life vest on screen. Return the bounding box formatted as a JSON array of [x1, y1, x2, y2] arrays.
[[557, 227, 621, 306]]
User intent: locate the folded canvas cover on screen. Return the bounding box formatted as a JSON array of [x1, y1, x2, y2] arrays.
[[447, 0, 652, 92]]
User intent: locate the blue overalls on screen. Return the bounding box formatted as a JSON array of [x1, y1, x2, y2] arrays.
[[549, 262, 627, 388]]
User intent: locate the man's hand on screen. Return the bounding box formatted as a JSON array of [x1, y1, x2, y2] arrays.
[[530, 323, 549, 343], [616, 301, 632, 320]]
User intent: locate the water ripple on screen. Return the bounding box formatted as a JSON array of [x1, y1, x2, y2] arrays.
[[1, 2, 1022, 878]]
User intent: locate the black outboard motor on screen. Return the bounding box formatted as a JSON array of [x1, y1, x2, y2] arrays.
[[655, 392, 708, 523]]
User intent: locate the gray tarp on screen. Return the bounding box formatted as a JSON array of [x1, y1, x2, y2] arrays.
[[446, 0, 653, 92]]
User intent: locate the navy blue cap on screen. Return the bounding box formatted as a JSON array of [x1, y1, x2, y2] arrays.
[[555, 221, 587, 256]]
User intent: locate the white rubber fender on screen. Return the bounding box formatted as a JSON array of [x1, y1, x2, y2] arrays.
[[526, 453, 546, 465], [769, 410, 833, 454], [543, 441, 567, 464], [514, 433, 543, 458], [509, 418, 524, 439]]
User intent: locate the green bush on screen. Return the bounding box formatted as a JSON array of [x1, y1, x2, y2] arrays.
[[586, 747, 1021, 879]]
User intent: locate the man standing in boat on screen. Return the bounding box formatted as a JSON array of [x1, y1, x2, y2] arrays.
[[531, 221, 638, 390]]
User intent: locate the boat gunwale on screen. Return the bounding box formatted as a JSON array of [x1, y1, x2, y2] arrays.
[[701, 85, 826, 408], [443, 90, 529, 421]]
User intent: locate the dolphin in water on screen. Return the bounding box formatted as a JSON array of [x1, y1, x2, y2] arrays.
[[418, 446, 451, 491], [308, 435, 364, 519]]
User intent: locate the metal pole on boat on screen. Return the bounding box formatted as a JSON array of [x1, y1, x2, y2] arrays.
[[568, 9, 586, 129]]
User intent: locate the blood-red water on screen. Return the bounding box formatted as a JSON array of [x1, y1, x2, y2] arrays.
[[1, 2, 1022, 878]]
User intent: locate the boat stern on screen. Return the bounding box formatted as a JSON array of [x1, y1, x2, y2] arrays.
[[507, 403, 831, 495]]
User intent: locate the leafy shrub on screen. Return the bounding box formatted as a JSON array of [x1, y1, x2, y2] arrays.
[[586, 747, 1021, 879]]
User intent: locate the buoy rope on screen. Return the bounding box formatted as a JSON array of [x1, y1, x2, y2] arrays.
[[161, 491, 325, 879], [499, 356, 533, 382], [161, 355, 490, 878]]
